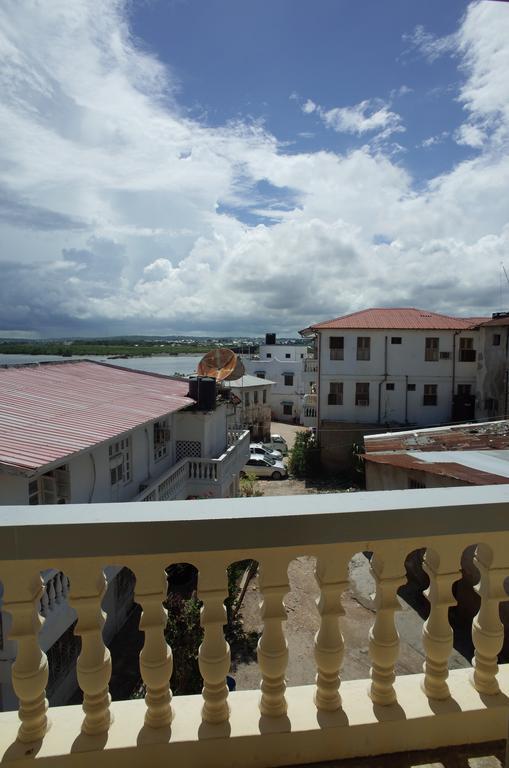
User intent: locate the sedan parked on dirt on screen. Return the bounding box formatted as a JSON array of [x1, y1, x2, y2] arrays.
[[250, 442, 283, 460], [261, 434, 289, 456], [242, 456, 288, 480]]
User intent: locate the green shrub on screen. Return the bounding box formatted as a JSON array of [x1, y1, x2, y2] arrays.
[[288, 430, 321, 478]]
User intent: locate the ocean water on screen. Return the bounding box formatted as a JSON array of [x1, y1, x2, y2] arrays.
[[0, 354, 202, 377]]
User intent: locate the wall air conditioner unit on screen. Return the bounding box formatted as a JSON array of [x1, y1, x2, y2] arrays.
[[357, 399, 369, 406], [440, 351, 451, 360]]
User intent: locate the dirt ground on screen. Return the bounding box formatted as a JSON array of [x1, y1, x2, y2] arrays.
[[233, 421, 468, 690]]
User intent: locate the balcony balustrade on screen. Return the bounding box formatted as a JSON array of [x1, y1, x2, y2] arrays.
[[1, 485, 509, 767], [134, 429, 250, 502], [303, 358, 318, 374]]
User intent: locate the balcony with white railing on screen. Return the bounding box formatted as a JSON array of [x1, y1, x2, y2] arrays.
[[303, 358, 318, 374], [2, 485, 509, 767], [301, 393, 317, 427], [134, 429, 250, 502]]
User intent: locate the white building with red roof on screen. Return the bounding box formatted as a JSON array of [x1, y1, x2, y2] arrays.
[[0, 360, 249, 505], [300, 307, 489, 468], [0, 359, 250, 709]]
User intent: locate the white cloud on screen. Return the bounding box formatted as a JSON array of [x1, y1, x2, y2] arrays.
[[454, 123, 486, 148], [421, 131, 449, 148], [301, 99, 317, 115], [402, 24, 458, 63], [317, 99, 404, 138], [0, 0, 508, 336]]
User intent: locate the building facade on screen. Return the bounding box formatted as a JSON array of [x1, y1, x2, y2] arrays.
[[242, 334, 311, 423]]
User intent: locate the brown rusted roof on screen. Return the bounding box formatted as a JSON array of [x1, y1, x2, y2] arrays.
[[364, 453, 509, 485], [364, 422, 509, 454]]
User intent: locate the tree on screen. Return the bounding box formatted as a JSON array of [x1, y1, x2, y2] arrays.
[[288, 430, 321, 477]]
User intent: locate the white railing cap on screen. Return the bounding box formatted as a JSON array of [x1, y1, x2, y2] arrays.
[[1, 486, 509, 561]]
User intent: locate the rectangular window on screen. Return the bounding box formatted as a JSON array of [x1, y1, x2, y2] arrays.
[[329, 336, 344, 361], [255, 371, 265, 379], [386, 382, 395, 391], [285, 353, 291, 359], [439, 351, 451, 360], [407, 383, 416, 392], [425, 337, 439, 361], [283, 403, 292, 416], [457, 384, 471, 396], [284, 374, 294, 386], [357, 337, 371, 361], [328, 382, 343, 406], [244, 392, 250, 407], [153, 420, 170, 462], [109, 439, 131, 486], [459, 337, 476, 362], [409, 479, 426, 489], [391, 337, 402, 345], [254, 390, 259, 404], [355, 382, 369, 406], [266, 353, 272, 358], [485, 397, 499, 414], [29, 465, 70, 505], [493, 334, 501, 346], [262, 389, 267, 404], [423, 384, 437, 406]]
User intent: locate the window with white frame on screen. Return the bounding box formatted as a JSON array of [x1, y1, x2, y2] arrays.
[[425, 337, 439, 361], [423, 384, 437, 406], [284, 373, 294, 386], [329, 336, 344, 360], [328, 381, 343, 405], [28, 464, 70, 505], [459, 337, 476, 362], [153, 419, 170, 462], [355, 382, 369, 406], [109, 437, 131, 486], [356, 337, 371, 361]]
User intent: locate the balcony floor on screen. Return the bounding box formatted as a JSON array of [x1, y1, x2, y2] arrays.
[[288, 741, 505, 768]]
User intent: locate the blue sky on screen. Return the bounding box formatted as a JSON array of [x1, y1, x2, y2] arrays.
[[131, 0, 471, 183], [0, 1, 508, 336]]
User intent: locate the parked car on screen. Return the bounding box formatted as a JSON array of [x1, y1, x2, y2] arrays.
[[250, 442, 283, 460], [242, 456, 288, 480], [262, 434, 289, 456]]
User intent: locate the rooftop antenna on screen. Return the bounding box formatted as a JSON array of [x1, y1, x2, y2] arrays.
[[502, 263, 509, 309]]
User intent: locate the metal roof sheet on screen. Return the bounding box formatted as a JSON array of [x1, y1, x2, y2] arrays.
[[364, 421, 509, 454], [0, 361, 193, 474], [300, 307, 488, 332], [363, 453, 509, 485]]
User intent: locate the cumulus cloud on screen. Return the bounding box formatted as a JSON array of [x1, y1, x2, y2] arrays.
[[0, 0, 508, 337]]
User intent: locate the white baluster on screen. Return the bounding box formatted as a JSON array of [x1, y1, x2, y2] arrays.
[[135, 567, 173, 727], [198, 559, 230, 723], [314, 552, 349, 711], [258, 557, 289, 716], [422, 547, 461, 700], [3, 570, 49, 742], [62, 575, 70, 599], [68, 566, 112, 734], [369, 550, 406, 705], [472, 543, 506, 695]]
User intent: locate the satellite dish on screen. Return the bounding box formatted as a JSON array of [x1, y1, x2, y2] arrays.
[[197, 348, 245, 382]]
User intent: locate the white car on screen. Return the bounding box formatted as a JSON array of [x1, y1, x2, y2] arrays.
[[250, 442, 283, 460], [262, 434, 289, 456], [242, 456, 288, 480]]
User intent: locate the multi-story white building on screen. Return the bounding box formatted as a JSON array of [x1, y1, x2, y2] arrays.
[[0, 360, 249, 709], [242, 334, 310, 422], [221, 374, 274, 441], [300, 308, 487, 468]]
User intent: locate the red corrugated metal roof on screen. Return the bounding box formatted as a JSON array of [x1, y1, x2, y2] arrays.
[[301, 308, 488, 332], [364, 453, 509, 485], [0, 361, 193, 474]]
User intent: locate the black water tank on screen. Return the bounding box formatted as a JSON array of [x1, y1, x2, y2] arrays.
[[188, 375, 199, 401], [266, 333, 276, 345], [197, 376, 217, 411]]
